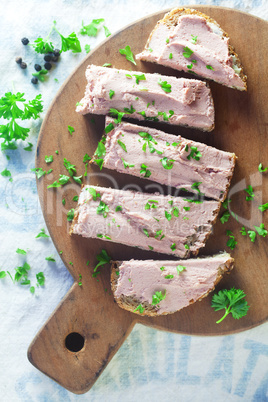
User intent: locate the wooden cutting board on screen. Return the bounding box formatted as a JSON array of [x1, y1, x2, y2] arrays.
[[28, 6, 268, 394]]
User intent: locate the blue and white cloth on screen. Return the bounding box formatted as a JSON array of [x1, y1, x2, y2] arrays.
[[0, 1, 267, 401]]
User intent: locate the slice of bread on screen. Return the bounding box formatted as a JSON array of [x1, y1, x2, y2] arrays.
[[111, 253, 234, 316], [136, 8, 247, 91]]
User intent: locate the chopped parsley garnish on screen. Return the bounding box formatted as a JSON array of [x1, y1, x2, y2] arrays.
[[117, 140, 127, 152], [248, 230, 256, 242], [78, 274, 83, 287], [115, 205, 122, 212], [45, 155, 53, 164], [160, 157, 174, 170], [206, 65, 214, 70], [258, 163, 268, 173], [177, 265, 186, 275], [96, 200, 109, 218], [124, 105, 136, 114], [119, 45, 136, 65], [152, 290, 166, 305], [83, 153, 91, 163], [16, 248, 27, 255], [165, 275, 174, 279], [121, 158, 134, 168], [139, 131, 162, 154], [103, 26, 111, 37], [103, 63, 112, 67], [191, 182, 203, 195], [143, 228, 149, 237], [158, 79, 171, 93], [254, 223, 267, 237], [85, 44, 91, 54], [226, 230, 237, 250], [183, 206, 190, 211], [68, 125, 75, 135], [63, 158, 76, 176], [211, 288, 249, 324], [186, 146, 202, 161], [170, 243, 176, 251], [183, 46, 194, 58], [133, 73, 146, 84], [73, 196, 79, 202], [222, 199, 231, 209], [67, 208, 75, 222], [187, 63, 193, 70], [0, 92, 43, 150], [148, 245, 154, 251], [240, 226, 247, 236], [95, 139, 106, 158], [259, 202, 268, 212], [35, 228, 49, 239], [184, 244, 190, 250], [165, 205, 179, 221], [23, 142, 33, 152], [166, 38, 169, 44], [109, 90, 115, 99], [172, 142, 180, 146], [191, 35, 197, 44], [1, 168, 12, 180], [45, 256, 55, 262], [244, 185, 255, 201], [145, 200, 158, 210], [133, 304, 145, 314], [94, 249, 111, 271], [105, 122, 115, 134], [140, 164, 151, 177], [95, 159, 104, 170], [220, 211, 230, 224], [80, 18, 104, 37], [169, 53, 173, 59], [148, 47, 153, 52], [86, 187, 101, 201], [109, 108, 125, 123]]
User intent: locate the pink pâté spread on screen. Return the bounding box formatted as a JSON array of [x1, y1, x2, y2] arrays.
[[114, 254, 234, 314], [136, 14, 246, 90], [76, 64, 215, 131]]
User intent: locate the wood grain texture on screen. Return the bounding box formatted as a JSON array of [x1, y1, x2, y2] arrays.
[[28, 6, 268, 394]]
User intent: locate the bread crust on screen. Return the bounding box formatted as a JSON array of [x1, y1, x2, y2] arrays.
[[142, 7, 247, 90], [111, 255, 234, 316]]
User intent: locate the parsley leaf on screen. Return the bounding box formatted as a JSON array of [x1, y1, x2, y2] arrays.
[[121, 158, 134, 168], [133, 304, 145, 314], [35, 228, 49, 239], [104, 26, 111, 37], [211, 288, 249, 324], [94, 249, 111, 271], [254, 223, 267, 237], [140, 163, 151, 177], [191, 35, 197, 44], [16, 248, 27, 255], [206, 65, 214, 70], [143, 228, 149, 237], [117, 139, 127, 152], [158, 79, 171, 93], [45, 256, 55, 262], [109, 90, 115, 99], [32, 69, 48, 82], [23, 142, 33, 152], [152, 290, 166, 306], [67, 208, 75, 222], [96, 200, 109, 218], [0, 92, 43, 150], [36, 272, 45, 287], [63, 158, 76, 176], [80, 19, 104, 37], [177, 265, 186, 275], [220, 211, 230, 224], [245, 185, 255, 201], [258, 163, 268, 173], [86, 187, 101, 201], [132, 73, 146, 84], [183, 47, 194, 58], [119, 45, 136, 65], [45, 155, 53, 164], [226, 230, 237, 250], [186, 146, 202, 161], [85, 44, 91, 54], [115, 206, 122, 212], [248, 230, 256, 242], [160, 157, 174, 170], [259, 202, 268, 212], [68, 125, 75, 135]]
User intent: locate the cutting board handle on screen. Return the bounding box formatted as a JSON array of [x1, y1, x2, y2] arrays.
[[27, 283, 134, 394]]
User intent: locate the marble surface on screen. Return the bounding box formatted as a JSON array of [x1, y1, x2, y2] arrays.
[[0, 0, 267, 401]]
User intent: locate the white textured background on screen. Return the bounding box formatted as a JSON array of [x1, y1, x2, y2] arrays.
[[0, 1, 267, 401]]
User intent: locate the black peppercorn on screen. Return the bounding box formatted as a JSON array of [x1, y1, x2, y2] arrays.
[[15, 57, 22, 64], [51, 54, 58, 62], [21, 37, 29, 45], [53, 49, 60, 57], [45, 62, 52, 70], [20, 62, 27, 69], [44, 54, 52, 62], [34, 64, 42, 71], [31, 77, 38, 84], [44, 62, 52, 70]]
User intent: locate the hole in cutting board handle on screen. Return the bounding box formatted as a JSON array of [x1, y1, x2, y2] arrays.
[[65, 332, 85, 352]]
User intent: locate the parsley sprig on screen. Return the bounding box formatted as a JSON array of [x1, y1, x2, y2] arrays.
[[211, 288, 249, 324], [119, 45, 136, 65], [0, 92, 43, 150]]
